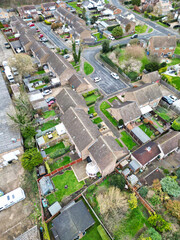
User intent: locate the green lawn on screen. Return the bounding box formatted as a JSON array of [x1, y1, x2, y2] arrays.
[[140, 55, 151, 73], [162, 74, 180, 91], [43, 110, 56, 119], [70, 61, 80, 72], [155, 107, 171, 122], [84, 62, 94, 75], [135, 25, 148, 33], [88, 106, 96, 114], [45, 142, 65, 155], [35, 70, 45, 75], [41, 119, 59, 131], [108, 96, 119, 103], [148, 28, 153, 33], [30, 79, 40, 83], [46, 170, 84, 205], [85, 94, 99, 102], [114, 204, 150, 239], [93, 32, 107, 42], [139, 124, 154, 137], [120, 131, 137, 150], [115, 139, 123, 147], [35, 84, 47, 90], [100, 101, 118, 127], [167, 58, 180, 66], [92, 117, 102, 124], [68, 2, 82, 14], [157, 21, 169, 28], [49, 156, 71, 171], [174, 43, 180, 55]]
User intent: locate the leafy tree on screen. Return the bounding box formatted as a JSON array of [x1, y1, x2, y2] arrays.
[[91, 16, 98, 24], [21, 148, 43, 171], [164, 199, 180, 221], [128, 193, 137, 210], [109, 174, 126, 190], [172, 117, 180, 131], [132, 0, 141, 6], [102, 40, 110, 53], [149, 194, 161, 206], [160, 177, 180, 197], [145, 62, 159, 72], [21, 125, 36, 139], [152, 179, 162, 193], [72, 41, 81, 64], [176, 168, 180, 180], [42, 76, 50, 84], [9, 53, 36, 78], [147, 5, 153, 13], [112, 26, 123, 38], [24, 136, 35, 149], [148, 213, 171, 233], [125, 23, 131, 32], [82, 8, 86, 21], [139, 186, 148, 198], [0, 21, 4, 28]]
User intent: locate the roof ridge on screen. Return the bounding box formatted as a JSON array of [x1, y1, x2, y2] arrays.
[[101, 136, 117, 159]]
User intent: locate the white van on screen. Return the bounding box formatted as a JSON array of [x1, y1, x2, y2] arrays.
[[0, 187, 26, 211], [4, 66, 14, 83]]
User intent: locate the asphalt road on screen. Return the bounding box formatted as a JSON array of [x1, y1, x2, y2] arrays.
[[36, 22, 70, 50]]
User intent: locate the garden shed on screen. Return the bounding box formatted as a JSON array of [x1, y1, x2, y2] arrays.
[[131, 126, 151, 144], [39, 176, 54, 196]]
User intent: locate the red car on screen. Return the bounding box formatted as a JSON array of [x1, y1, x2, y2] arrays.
[[48, 100, 55, 107], [36, 29, 40, 32], [39, 34, 43, 38], [29, 23, 35, 27]]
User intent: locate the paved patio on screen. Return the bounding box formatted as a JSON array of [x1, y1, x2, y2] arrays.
[[72, 161, 88, 182]]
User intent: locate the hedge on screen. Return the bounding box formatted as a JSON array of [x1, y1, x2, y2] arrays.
[[86, 100, 96, 106], [97, 225, 110, 240], [100, 54, 116, 68], [159, 66, 167, 74], [82, 89, 98, 98], [107, 24, 119, 31], [49, 146, 70, 159], [45, 161, 51, 174], [44, 20, 51, 25]]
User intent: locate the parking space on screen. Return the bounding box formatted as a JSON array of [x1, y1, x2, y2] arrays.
[[0, 162, 34, 240], [0, 32, 14, 63]]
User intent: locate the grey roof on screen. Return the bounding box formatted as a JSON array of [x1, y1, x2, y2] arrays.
[[155, 130, 180, 155], [125, 83, 162, 106], [48, 201, 62, 216], [56, 88, 87, 113], [116, 15, 133, 26], [150, 35, 176, 49], [15, 226, 40, 240], [61, 107, 100, 152], [129, 160, 141, 172], [39, 176, 54, 196], [0, 72, 22, 154], [88, 135, 128, 172], [141, 71, 160, 84], [11, 40, 22, 49], [127, 174, 138, 186], [131, 126, 151, 144], [52, 200, 95, 240], [122, 168, 131, 176], [68, 74, 86, 90]]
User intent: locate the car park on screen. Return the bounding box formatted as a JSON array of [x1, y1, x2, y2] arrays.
[[168, 95, 178, 102], [162, 96, 173, 105], [42, 89, 52, 96], [94, 77, 101, 83], [111, 72, 119, 80], [131, 34, 138, 39]]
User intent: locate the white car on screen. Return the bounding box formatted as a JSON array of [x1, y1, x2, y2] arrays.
[[108, 35, 115, 41], [168, 95, 178, 102], [42, 89, 52, 96], [111, 72, 119, 80], [94, 77, 101, 83]]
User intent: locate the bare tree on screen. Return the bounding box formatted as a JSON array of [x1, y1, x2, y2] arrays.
[[125, 45, 145, 60]]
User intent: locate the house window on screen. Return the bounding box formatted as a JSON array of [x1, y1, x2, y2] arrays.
[[163, 47, 166, 50], [155, 48, 159, 50], [169, 47, 174, 50]]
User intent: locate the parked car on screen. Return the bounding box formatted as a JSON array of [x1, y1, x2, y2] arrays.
[[131, 34, 138, 39], [168, 95, 178, 102], [40, 37, 48, 42], [29, 23, 35, 27], [2, 61, 8, 67], [46, 97, 56, 103], [89, 114, 94, 118], [48, 100, 55, 107], [161, 96, 173, 105], [42, 89, 52, 96], [4, 42, 11, 49], [108, 35, 115, 41], [39, 34, 43, 38], [94, 77, 101, 83], [75, 39, 80, 45], [64, 54, 70, 59], [36, 29, 40, 32], [12, 67, 19, 76], [111, 72, 119, 80]]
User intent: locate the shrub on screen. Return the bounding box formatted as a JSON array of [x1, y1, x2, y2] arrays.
[[112, 26, 123, 38], [21, 148, 43, 171], [49, 146, 70, 159], [139, 186, 148, 198], [145, 62, 159, 72], [86, 100, 96, 106], [107, 24, 119, 31], [139, 227, 162, 240], [163, 169, 170, 175], [160, 62, 167, 68], [93, 112, 97, 117], [127, 71, 139, 81], [159, 66, 167, 74], [100, 54, 115, 68], [24, 136, 35, 149], [164, 199, 180, 221], [45, 161, 51, 174], [176, 168, 180, 179], [172, 117, 180, 131], [148, 213, 171, 233], [128, 193, 138, 209], [160, 177, 180, 197], [143, 118, 149, 124], [149, 194, 161, 206], [109, 174, 126, 190], [97, 225, 110, 240], [42, 76, 50, 84], [44, 20, 51, 25], [102, 40, 110, 53]]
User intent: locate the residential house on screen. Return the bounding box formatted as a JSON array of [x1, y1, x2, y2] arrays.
[[155, 130, 180, 158], [17, 5, 38, 21], [103, 4, 122, 16], [47, 52, 75, 85], [56, 88, 88, 114], [141, 71, 161, 84], [54, 7, 91, 41], [131, 141, 161, 168], [56, 0, 66, 9], [107, 101, 142, 125], [31, 42, 51, 65], [52, 200, 95, 240], [88, 135, 129, 177], [41, 2, 56, 16], [148, 35, 176, 57], [68, 74, 89, 92], [19, 30, 35, 52], [0, 8, 9, 21], [120, 83, 162, 114], [155, 0, 172, 16], [116, 15, 135, 35], [0, 72, 23, 164], [15, 226, 41, 240], [61, 107, 100, 159]]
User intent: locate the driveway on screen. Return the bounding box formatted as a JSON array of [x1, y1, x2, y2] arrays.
[[0, 162, 35, 240], [0, 32, 14, 63]]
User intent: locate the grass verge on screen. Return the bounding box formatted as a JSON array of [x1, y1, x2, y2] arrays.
[[84, 62, 94, 75]]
